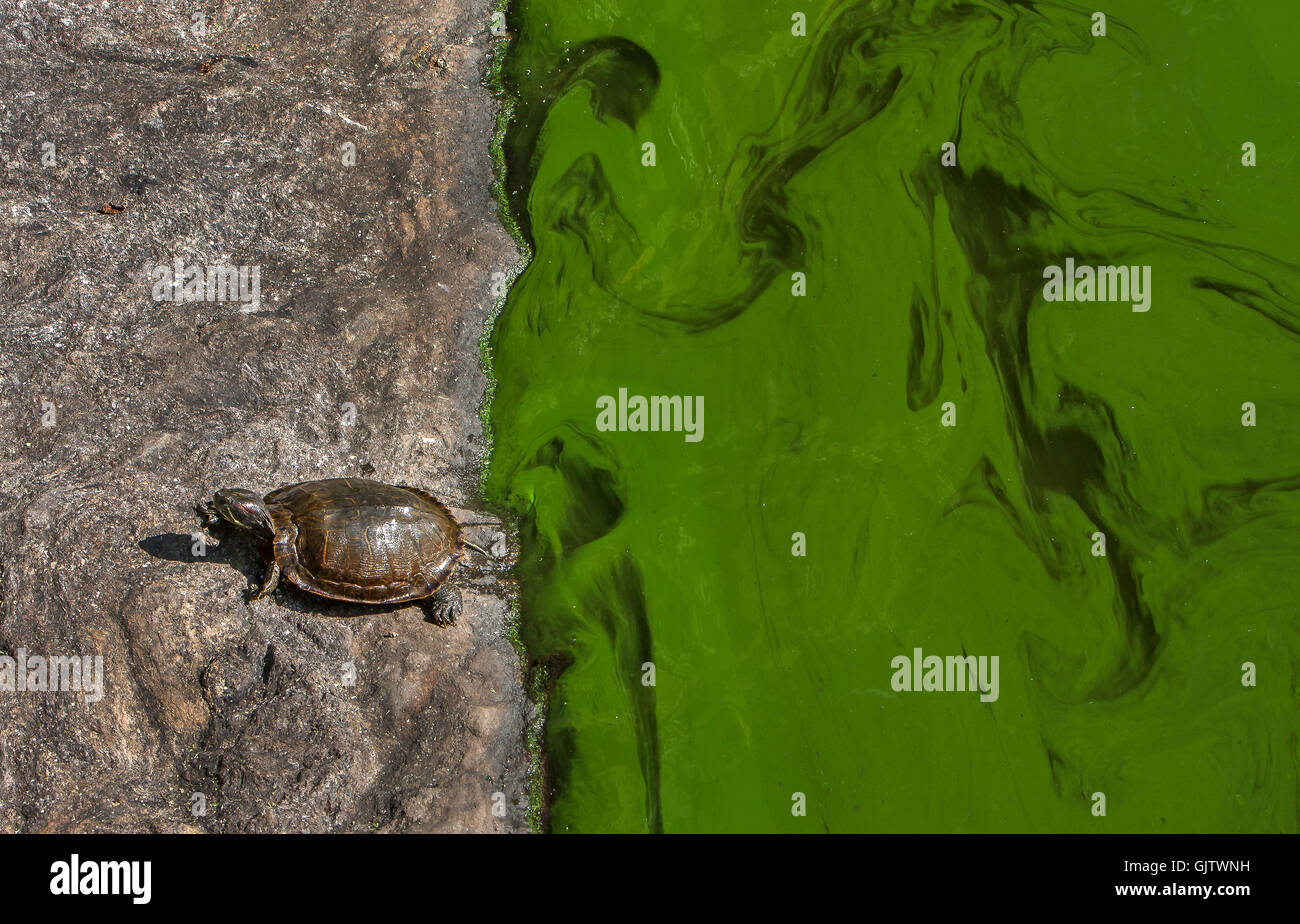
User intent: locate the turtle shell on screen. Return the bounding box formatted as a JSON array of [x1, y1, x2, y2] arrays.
[[264, 478, 462, 604]]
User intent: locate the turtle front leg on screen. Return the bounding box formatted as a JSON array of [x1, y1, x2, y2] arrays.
[[194, 502, 221, 547], [252, 558, 281, 600], [425, 584, 462, 626]]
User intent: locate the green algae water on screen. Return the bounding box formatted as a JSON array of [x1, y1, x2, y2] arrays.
[[485, 0, 1300, 832]]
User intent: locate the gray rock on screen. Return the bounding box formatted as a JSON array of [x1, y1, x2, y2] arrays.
[[0, 0, 532, 832]]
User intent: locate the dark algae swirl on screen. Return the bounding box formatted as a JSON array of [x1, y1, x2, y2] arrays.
[[486, 0, 1300, 832]]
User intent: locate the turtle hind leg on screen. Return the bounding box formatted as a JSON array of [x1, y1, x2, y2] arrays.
[[424, 585, 462, 626]]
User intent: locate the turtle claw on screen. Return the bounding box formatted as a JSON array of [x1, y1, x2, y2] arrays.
[[425, 585, 462, 626], [195, 501, 224, 536], [249, 560, 281, 601]]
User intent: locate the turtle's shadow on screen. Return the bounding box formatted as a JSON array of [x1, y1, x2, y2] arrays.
[[139, 527, 438, 622], [139, 526, 265, 595], [138, 531, 243, 567]]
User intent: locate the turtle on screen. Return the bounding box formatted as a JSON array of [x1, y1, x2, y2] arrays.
[[198, 478, 491, 625]]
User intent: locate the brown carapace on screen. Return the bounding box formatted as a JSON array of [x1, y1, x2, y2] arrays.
[[200, 478, 489, 625]]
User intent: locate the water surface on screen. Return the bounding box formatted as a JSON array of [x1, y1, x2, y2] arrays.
[[487, 0, 1300, 832]]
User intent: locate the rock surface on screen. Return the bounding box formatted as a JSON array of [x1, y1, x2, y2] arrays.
[[0, 0, 531, 832]]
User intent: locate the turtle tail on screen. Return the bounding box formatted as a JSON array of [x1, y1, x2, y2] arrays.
[[461, 538, 493, 558]]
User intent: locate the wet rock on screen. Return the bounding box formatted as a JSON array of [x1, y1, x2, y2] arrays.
[[0, 0, 531, 832]]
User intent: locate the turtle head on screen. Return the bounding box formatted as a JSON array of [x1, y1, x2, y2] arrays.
[[202, 488, 274, 541]]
